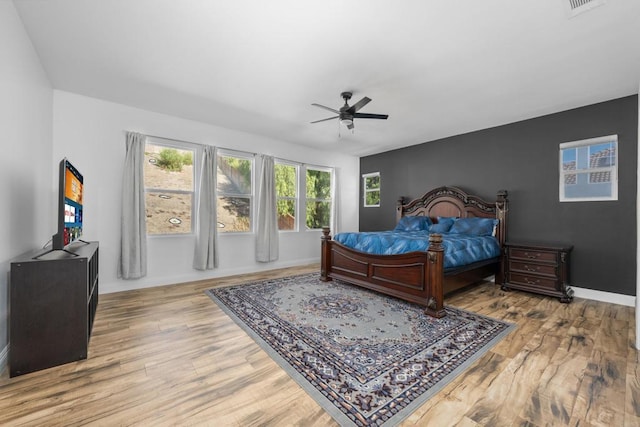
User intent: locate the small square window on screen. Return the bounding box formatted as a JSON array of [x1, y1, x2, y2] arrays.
[[363, 172, 380, 207], [559, 135, 617, 202]]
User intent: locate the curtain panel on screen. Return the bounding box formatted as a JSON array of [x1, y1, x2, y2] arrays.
[[118, 131, 148, 279], [193, 145, 219, 270], [256, 155, 279, 262]]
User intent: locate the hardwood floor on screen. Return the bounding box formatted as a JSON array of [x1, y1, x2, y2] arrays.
[[0, 264, 638, 426]]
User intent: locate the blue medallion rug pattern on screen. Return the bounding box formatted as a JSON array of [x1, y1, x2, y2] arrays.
[[206, 273, 515, 426]]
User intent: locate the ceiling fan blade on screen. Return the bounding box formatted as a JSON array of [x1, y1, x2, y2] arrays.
[[311, 103, 340, 114], [348, 96, 371, 113], [311, 116, 338, 124], [353, 113, 389, 120]]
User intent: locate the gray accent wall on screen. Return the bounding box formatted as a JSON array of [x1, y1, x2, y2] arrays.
[[360, 95, 638, 296]]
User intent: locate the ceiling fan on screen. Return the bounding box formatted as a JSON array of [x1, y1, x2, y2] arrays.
[[311, 92, 388, 130]]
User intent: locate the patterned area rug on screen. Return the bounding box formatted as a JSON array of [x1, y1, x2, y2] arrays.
[[206, 273, 515, 426]]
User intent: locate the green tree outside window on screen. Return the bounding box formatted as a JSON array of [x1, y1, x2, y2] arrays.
[[363, 172, 380, 207]]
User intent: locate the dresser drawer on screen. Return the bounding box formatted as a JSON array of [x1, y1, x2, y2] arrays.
[[509, 260, 557, 277], [508, 272, 559, 290], [509, 248, 557, 264]]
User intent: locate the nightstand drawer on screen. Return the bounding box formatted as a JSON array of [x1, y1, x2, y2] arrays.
[[508, 273, 559, 291], [509, 248, 557, 264], [509, 260, 557, 277]]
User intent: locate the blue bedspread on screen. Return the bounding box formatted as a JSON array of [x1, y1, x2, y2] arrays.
[[333, 231, 500, 270]]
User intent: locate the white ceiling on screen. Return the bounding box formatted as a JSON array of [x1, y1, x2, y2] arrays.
[[13, 0, 640, 157]]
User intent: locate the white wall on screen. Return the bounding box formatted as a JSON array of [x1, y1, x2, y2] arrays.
[[52, 91, 360, 293], [0, 1, 53, 367]]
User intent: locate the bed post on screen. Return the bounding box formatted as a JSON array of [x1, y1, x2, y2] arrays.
[[396, 197, 405, 223], [495, 190, 508, 246], [320, 227, 332, 282], [425, 234, 446, 318], [495, 190, 509, 285]]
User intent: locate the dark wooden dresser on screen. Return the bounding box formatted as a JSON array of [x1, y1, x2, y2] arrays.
[[502, 241, 573, 302], [9, 241, 99, 377]]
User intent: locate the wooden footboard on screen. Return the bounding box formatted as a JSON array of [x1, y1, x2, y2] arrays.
[[321, 228, 446, 318]]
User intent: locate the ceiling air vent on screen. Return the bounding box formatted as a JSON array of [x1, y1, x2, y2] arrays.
[[565, 0, 606, 18]]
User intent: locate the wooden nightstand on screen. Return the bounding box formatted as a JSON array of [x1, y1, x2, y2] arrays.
[[502, 242, 574, 303]]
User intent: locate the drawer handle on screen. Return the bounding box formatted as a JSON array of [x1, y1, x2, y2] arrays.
[[524, 277, 540, 285], [524, 265, 539, 272], [523, 252, 540, 259]]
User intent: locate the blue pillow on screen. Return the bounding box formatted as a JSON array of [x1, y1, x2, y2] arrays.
[[430, 216, 457, 233], [449, 217, 498, 236], [428, 222, 452, 233], [394, 216, 432, 232]]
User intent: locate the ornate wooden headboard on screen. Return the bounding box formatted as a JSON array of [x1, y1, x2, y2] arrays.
[[396, 186, 509, 246]]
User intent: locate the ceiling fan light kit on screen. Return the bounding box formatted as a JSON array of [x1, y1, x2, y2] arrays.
[[340, 118, 353, 127], [311, 91, 388, 132]]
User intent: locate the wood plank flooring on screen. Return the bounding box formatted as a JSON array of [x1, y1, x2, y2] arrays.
[[0, 264, 638, 426]]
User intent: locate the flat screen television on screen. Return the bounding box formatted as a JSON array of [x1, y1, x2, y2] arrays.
[[52, 158, 84, 250]]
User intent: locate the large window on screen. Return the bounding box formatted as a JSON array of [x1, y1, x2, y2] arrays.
[[362, 172, 380, 207], [217, 151, 253, 232], [306, 167, 332, 229], [144, 141, 196, 235], [142, 140, 334, 235], [275, 161, 298, 231], [560, 135, 617, 202]]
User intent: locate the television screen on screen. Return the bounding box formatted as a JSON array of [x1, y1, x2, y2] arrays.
[[52, 158, 83, 250], [63, 162, 83, 244]]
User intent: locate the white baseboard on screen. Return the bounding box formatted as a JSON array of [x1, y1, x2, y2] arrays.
[[103, 269, 637, 309], [489, 277, 635, 307], [572, 286, 636, 307], [0, 344, 8, 375], [100, 257, 321, 294]]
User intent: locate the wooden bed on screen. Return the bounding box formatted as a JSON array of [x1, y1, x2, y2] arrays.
[[320, 186, 508, 318]]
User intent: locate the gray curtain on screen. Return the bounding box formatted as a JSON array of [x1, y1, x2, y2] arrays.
[[193, 145, 219, 270], [118, 131, 147, 279], [256, 155, 279, 262]]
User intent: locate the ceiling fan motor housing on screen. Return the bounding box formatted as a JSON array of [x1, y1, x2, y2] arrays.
[[340, 92, 353, 120]]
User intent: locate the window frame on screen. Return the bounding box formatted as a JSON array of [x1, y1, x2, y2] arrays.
[[275, 160, 299, 232], [144, 138, 200, 237], [559, 134, 618, 202], [304, 165, 333, 231], [216, 149, 255, 234], [362, 171, 381, 207]]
